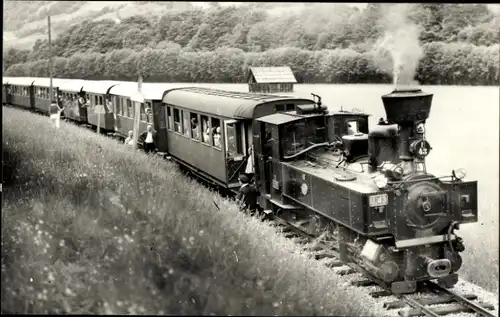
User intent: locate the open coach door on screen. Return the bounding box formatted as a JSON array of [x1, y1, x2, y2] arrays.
[[224, 119, 248, 187]]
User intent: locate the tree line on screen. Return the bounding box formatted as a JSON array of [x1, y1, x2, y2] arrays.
[[3, 3, 498, 85], [6, 3, 499, 61], [5, 43, 499, 86]]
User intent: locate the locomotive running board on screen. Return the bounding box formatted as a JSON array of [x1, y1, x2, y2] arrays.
[[395, 234, 457, 249], [264, 194, 302, 210]]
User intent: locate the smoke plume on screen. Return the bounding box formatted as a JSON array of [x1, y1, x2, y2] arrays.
[[373, 4, 423, 87]]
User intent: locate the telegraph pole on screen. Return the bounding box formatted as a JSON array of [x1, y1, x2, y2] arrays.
[[132, 75, 144, 150], [47, 15, 53, 102]]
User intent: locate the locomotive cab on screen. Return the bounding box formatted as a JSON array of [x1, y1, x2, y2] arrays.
[[254, 110, 328, 198]]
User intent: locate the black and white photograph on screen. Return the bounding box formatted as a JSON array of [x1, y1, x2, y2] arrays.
[[2, 1, 499, 315]]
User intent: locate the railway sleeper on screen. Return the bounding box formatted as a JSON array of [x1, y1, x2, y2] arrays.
[[324, 261, 344, 268], [398, 302, 495, 317], [370, 290, 393, 298], [384, 294, 477, 309], [314, 252, 337, 260], [337, 267, 357, 275], [352, 279, 377, 287]]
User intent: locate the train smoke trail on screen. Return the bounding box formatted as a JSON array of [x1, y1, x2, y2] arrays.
[[373, 4, 423, 87]]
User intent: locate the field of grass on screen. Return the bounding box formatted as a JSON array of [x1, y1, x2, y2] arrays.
[[1, 105, 374, 315]]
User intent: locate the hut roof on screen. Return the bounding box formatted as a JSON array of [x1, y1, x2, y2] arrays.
[[248, 66, 297, 84]]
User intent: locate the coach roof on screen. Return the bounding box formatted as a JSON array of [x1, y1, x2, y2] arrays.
[[109, 82, 195, 100], [54, 79, 85, 92], [162, 87, 312, 119], [5, 77, 36, 86], [82, 80, 121, 94]]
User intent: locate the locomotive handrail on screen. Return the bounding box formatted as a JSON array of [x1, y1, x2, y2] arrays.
[[391, 175, 462, 189], [283, 142, 330, 160]]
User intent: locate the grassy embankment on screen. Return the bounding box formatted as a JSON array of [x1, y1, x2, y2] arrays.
[[1, 105, 373, 315]]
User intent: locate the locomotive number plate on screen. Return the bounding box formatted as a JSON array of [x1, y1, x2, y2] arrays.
[[369, 194, 388, 207]]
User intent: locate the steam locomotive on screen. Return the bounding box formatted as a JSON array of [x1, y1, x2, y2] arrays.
[[2, 77, 478, 294], [254, 88, 478, 294]]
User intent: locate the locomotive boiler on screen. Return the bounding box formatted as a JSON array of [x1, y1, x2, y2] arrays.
[[254, 88, 478, 294]]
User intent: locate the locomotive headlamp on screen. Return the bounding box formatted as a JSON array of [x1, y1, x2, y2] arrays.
[[452, 168, 467, 180], [374, 174, 389, 189]]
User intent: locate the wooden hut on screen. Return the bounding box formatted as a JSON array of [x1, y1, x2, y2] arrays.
[[247, 66, 297, 93]]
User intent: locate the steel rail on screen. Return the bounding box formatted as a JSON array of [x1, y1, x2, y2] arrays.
[[427, 281, 496, 317]]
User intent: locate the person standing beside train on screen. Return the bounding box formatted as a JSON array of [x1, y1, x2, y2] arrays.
[[236, 174, 260, 216], [139, 124, 157, 154], [124, 130, 134, 147], [49, 100, 64, 129]]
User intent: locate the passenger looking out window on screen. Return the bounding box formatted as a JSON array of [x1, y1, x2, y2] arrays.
[[201, 115, 210, 144], [190, 113, 199, 140], [173, 108, 181, 133], [211, 118, 221, 148], [106, 98, 113, 113], [214, 128, 221, 148]]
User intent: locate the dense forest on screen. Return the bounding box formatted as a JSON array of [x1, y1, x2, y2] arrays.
[[4, 3, 499, 85]]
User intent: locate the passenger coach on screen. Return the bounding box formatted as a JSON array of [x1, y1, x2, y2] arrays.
[[2, 77, 10, 105], [162, 87, 315, 190], [81, 80, 121, 132], [108, 82, 193, 152], [4, 77, 35, 110], [56, 79, 88, 124]]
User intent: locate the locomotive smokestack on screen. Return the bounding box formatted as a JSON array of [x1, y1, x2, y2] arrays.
[[381, 87, 433, 125], [381, 88, 433, 174]]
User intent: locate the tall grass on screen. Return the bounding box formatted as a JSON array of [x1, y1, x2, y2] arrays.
[[1, 106, 373, 315]]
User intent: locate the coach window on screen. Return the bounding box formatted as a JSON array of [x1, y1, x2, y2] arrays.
[[145, 102, 152, 123], [286, 104, 295, 111], [173, 108, 181, 133], [182, 111, 190, 137], [225, 120, 244, 157], [211, 117, 221, 149], [275, 104, 284, 112], [119, 97, 124, 114], [99, 96, 103, 105], [127, 99, 133, 118], [166, 107, 172, 130], [190, 113, 200, 141], [140, 103, 147, 122], [201, 115, 210, 144]]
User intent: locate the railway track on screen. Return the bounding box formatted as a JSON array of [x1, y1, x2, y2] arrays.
[[271, 216, 496, 317], [5, 104, 497, 317]]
